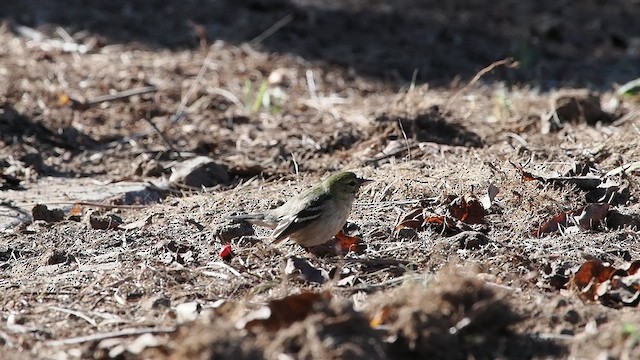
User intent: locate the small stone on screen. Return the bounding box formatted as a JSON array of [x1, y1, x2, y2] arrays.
[[169, 156, 230, 188], [563, 309, 580, 324], [85, 210, 123, 230], [32, 204, 64, 223]]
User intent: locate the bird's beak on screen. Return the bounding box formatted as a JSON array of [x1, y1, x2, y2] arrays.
[[357, 177, 373, 186]]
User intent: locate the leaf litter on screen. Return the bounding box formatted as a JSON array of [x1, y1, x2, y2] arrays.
[[1, 1, 640, 359]]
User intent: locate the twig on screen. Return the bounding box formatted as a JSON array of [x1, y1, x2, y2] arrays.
[[142, 115, 180, 156], [49, 306, 97, 327], [249, 13, 294, 46], [397, 118, 412, 160], [612, 108, 639, 126], [306, 70, 318, 100], [24, 201, 148, 209], [444, 58, 518, 111], [171, 49, 216, 124], [342, 258, 411, 266], [207, 87, 243, 108], [534, 332, 574, 341], [201, 261, 246, 279], [363, 143, 420, 165], [84, 86, 158, 106], [46, 327, 175, 346]]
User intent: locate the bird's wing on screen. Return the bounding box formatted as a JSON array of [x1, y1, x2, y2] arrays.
[[229, 213, 276, 229], [271, 192, 331, 241]]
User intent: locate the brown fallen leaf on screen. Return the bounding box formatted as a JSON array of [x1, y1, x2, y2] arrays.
[[424, 215, 457, 231], [69, 203, 83, 217], [572, 259, 640, 306], [369, 305, 392, 329], [448, 196, 486, 225], [572, 259, 617, 301], [241, 292, 331, 332], [284, 256, 329, 284], [335, 230, 366, 254], [394, 219, 423, 232], [628, 260, 640, 276], [533, 203, 610, 237]]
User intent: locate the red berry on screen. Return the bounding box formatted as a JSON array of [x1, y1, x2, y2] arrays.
[[219, 244, 232, 259]]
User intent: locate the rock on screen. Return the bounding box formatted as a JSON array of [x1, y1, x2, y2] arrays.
[[169, 156, 230, 188], [85, 210, 123, 230]]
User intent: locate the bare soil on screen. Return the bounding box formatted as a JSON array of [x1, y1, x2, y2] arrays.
[[1, 1, 640, 359]]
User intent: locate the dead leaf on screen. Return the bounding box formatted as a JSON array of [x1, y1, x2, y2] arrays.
[[424, 215, 457, 232], [335, 230, 366, 253], [69, 203, 83, 217], [85, 210, 123, 230], [241, 292, 331, 331], [169, 156, 230, 188], [370, 306, 392, 329], [284, 256, 329, 284], [32, 204, 64, 223], [336, 274, 359, 287], [533, 203, 610, 237], [575, 203, 610, 229], [120, 214, 153, 230], [479, 184, 500, 210], [572, 259, 640, 306], [628, 261, 640, 276], [394, 219, 423, 232], [606, 210, 640, 230], [449, 196, 486, 225], [573, 259, 616, 301], [533, 212, 569, 237]]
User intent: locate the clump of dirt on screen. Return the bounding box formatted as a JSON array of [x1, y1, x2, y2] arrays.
[[153, 267, 562, 360], [154, 295, 386, 360], [368, 268, 527, 359]]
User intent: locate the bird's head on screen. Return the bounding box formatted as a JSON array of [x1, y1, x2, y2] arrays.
[[324, 171, 372, 200]]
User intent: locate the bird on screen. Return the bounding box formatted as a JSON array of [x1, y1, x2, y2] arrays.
[[231, 171, 371, 247]]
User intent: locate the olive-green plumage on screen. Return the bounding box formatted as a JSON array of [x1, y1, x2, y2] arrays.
[[233, 171, 371, 247]]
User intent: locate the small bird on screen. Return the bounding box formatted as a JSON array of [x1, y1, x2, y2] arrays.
[[232, 171, 371, 247]]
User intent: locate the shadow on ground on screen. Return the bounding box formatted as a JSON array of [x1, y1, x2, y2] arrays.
[[1, 0, 639, 88]]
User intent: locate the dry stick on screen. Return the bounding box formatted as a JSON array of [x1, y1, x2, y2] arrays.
[[170, 49, 215, 124], [83, 86, 158, 106], [364, 143, 420, 165], [249, 13, 294, 46], [397, 118, 412, 160], [46, 327, 176, 346], [444, 58, 518, 112], [49, 306, 97, 328], [26, 201, 148, 209], [142, 114, 181, 156]]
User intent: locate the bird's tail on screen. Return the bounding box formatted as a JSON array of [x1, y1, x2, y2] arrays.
[[229, 213, 276, 229]]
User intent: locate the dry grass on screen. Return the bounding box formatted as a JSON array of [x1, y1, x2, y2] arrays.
[[1, 1, 640, 358]]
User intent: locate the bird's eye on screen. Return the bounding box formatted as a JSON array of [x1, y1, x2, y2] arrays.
[[348, 181, 357, 187]]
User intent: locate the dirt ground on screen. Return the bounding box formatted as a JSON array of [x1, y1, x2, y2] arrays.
[[1, 1, 640, 359]]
